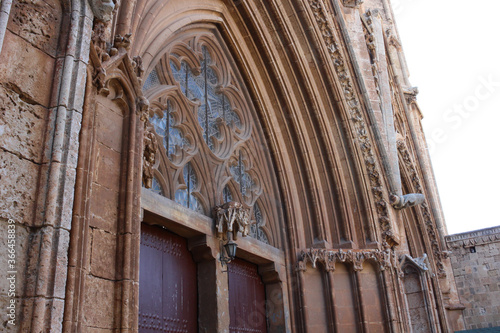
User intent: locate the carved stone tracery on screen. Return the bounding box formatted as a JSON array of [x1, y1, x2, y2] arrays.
[[140, 27, 281, 247]]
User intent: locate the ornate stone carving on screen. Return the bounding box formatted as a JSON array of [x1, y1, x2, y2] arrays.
[[89, 0, 115, 22], [385, 27, 402, 51], [400, 253, 429, 273], [403, 86, 419, 105], [90, 29, 136, 95], [342, 0, 364, 8], [214, 202, 251, 241], [298, 248, 394, 272], [363, 10, 383, 110], [133, 56, 145, 78], [113, 33, 132, 50], [390, 193, 425, 210], [308, 0, 396, 246], [143, 121, 158, 189], [136, 96, 150, 121], [397, 139, 446, 278]]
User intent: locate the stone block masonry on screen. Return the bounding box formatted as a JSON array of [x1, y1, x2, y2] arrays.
[[446, 226, 500, 330]]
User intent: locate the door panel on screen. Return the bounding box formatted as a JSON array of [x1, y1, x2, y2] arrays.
[[228, 258, 267, 333], [139, 224, 198, 333]]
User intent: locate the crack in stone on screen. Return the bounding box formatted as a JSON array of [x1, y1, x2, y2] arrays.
[[0, 147, 44, 166]]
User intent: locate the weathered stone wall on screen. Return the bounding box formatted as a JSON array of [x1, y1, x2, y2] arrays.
[[0, 0, 62, 329], [446, 226, 500, 329]]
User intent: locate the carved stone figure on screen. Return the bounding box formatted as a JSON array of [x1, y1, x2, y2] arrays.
[[142, 124, 158, 189], [390, 193, 426, 209]]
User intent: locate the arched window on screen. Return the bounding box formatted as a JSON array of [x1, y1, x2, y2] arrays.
[[142, 28, 279, 247]]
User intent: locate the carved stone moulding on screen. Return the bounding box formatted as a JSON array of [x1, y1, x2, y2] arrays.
[[308, 0, 396, 246], [297, 248, 395, 272]]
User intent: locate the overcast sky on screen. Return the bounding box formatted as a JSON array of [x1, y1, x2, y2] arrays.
[[391, 0, 500, 235]]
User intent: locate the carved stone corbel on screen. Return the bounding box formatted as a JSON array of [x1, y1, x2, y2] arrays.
[[214, 202, 251, 241]]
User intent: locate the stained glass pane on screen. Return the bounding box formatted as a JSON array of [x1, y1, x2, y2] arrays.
[[223, 185, 233, 203], [151, 177, 164, 196], [143, 68, 160, 91]]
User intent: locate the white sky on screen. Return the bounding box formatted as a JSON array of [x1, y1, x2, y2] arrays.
[[391, 0, 500, 235]]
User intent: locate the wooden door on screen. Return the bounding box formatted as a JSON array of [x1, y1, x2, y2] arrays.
[[228, 258, 267, 333], [139, 224, 198, 333]]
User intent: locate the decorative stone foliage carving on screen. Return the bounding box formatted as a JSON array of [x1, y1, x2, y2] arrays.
[[297, 248, 395, 272], [214, 201, 251, 241], [397, 139, 446, 278], [308, 0, 395, 246]]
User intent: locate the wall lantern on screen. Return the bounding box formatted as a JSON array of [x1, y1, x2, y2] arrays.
[[214, 201, 250, 267]]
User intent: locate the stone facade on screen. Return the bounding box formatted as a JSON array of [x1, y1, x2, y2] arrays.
[[0, 0, 466, 332], [446, 226, 500, 330]]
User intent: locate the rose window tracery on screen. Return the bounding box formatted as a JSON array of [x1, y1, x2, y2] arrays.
[[170, 46, 242, 152], [141, 29, 278, 247]]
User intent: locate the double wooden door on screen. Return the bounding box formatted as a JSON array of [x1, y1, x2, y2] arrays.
[[139, 224, 267, 332], [139, 224, 198, 333]]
